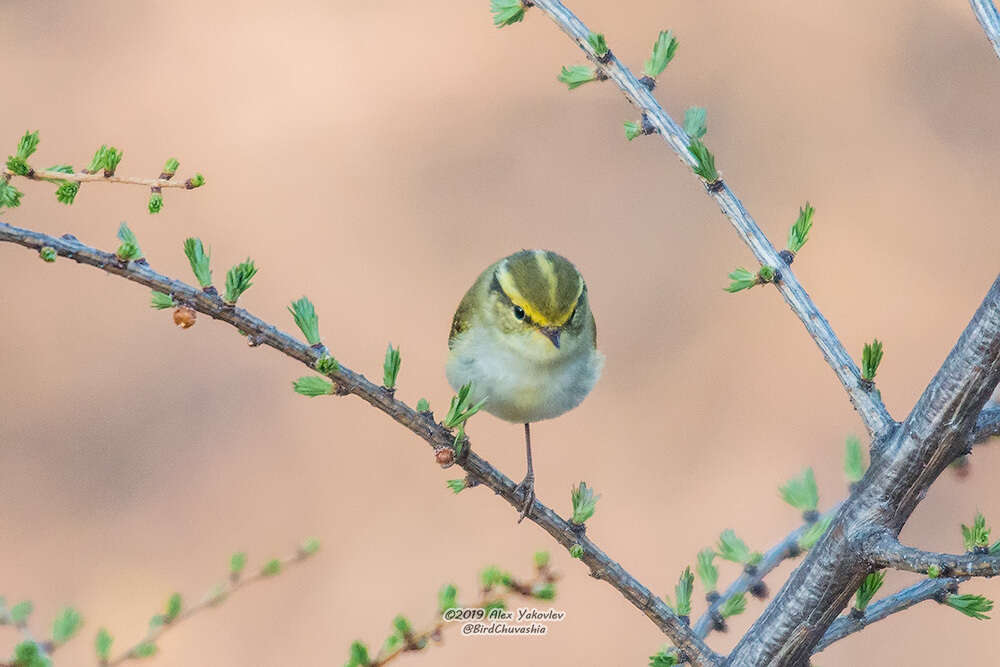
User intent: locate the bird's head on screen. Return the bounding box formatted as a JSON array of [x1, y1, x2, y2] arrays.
[[486, 249, 594, 361]]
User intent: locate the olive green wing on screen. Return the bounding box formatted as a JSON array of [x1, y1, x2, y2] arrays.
[[448, 262, 496, 349], [448, 288, 475, 349]]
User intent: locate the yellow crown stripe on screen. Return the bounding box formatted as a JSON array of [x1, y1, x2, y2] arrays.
[[496, 253, 582, 327], [535, 250, 559, 309], [496, 261, 548, 324]]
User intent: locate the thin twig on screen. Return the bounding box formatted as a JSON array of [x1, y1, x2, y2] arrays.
[[812, 578, 960, 653], [970, 0, 1000, 60], [4, 167, 193, 190], [528, 0, 896, 441], [865, 532, 1000, 578], [106, 548, 314, 665], [0, 220, 721, 667], [692, 505, 840, 639]]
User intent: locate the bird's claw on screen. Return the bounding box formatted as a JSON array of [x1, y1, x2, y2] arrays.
[[515, 474, 535, 524]]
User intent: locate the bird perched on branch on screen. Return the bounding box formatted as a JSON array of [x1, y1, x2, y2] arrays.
[[447, 249, 604, 522]]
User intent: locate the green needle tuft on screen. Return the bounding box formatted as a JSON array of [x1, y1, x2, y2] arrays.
[[183, 238, 213, 288], [643, 30, 678, 77], [673, 567, 694, 616], [490, 0, 527, 28], [558, 65, 597, 90], [962, 512, 991, 552], [162, 157, 179, 177], [787, 202, 815, 254], [697, 548, 718, 593], [725, 267, 758, 293], [689, 139, 719, 183], [719, 592, 747, 618], [844, 435, 867, 484], [0, 180, 24, 209], [587, 32, 609, 56], [383, 343, 401, 389], [861, 339, 884, 382], [570, 481, 600, 524], [116, 222, 142, 261], [649, 646, 680, 667], [683, 107, 707, 139], [224, 259, 257, 304], [95, 628, 113, 662], [289, 297, 321, 346], [717, 530, 762, 565], [151, 291, 175, 310], [315, 355, 339, 375], [293, 376, 335, 397], [16, 130, 40, 160], [55, 181, 79, 205], [148, 191, 163, 214], [779, 468, 819, 512], [798, 515, 833, 550], [946, 594, 993, 620], [438, 584, 458, 613], [52, 607, 82, 644], [854, 571, 885, 612]]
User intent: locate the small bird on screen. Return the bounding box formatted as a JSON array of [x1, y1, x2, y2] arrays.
[[447, 249, 604, 522]]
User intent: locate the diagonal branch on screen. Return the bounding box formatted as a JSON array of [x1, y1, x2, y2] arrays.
[[812, 577, 959, 654], [729, 275, 1000, 664], [0, 220, 722, 667], [106, 547, 317, 665], [528, 0, 896, 441], [864, 532, 1000, 578], [692, 505, 840, 639], [971, 0, 1000, 60]]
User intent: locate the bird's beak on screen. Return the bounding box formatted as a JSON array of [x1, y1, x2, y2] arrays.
[[540, 327, 561, 348]]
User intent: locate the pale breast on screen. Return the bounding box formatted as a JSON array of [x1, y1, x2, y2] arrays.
[[446, 326, 604, 424]]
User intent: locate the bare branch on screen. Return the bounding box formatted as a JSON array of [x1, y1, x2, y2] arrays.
[[813, 578, 958, 653], [528, 0, 896, 441], [6, 167, 195, 190], [971, 0, 1000, 60], [0, 220, 721, 667], [865, 532, 1000, 578]]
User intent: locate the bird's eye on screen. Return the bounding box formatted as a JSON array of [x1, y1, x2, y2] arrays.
[[513, 305, 525, 320]]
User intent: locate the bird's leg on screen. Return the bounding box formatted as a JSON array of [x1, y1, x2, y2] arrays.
[[515, 422, 536, 523]]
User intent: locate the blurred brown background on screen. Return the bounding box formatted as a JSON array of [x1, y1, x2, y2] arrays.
[[2, 1, 1000, 664]]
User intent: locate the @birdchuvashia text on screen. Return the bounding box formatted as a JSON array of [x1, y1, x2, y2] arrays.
[[442, 607, 566, 636]]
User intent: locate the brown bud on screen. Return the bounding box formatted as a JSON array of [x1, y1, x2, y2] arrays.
[[173, 306, 196, 329], [435, 448, 455, 466]]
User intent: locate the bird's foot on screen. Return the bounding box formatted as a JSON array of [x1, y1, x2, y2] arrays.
[[514, 474, 535, 524]]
